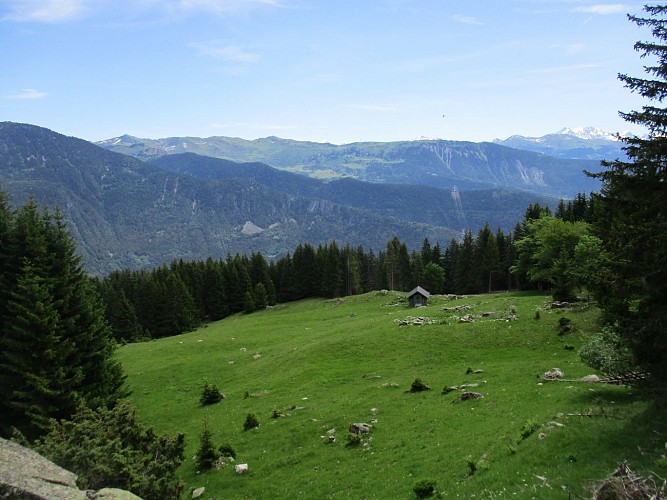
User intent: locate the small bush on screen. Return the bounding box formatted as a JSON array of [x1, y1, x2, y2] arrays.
[[564, 344, 575, 351], [345, 433, 362, 447], [271, 408, 285, 419], [520, 419, 540, 440], [580, 326, 636, 376], [410, 378, 432, 392], [558, 317, 572, 335], [218, 443, 237, 459], [243, 413, 260, 431], [466, 456, 477, 476], [196, 422, 219, 471], [534, 310, 541, 320], [199, 383, 224, 405], [413, 479, 437, 498]]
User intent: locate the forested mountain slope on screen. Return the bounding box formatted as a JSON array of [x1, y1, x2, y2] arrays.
[[0, 123, 459, 274], [100, 134, 602, 198]]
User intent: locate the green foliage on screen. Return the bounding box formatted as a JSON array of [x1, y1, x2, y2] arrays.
[[558, 317, 573, 335], [410, 378, 431, 392], [218, 442, 237, 459], [413, 479, 437, 498], [512, 215, 591, 300], [345, 433, 362, 448], [199, 383, 224, 406], [520, 419, 539, 440], [588, 5, 667, 396], [421, 262, 446, 294], [196, 422, 219, 471], [243, 413, 260, 431], [580, 326, 636, 377], [35, 401, 185, 500], [0, 194, 126, 439]]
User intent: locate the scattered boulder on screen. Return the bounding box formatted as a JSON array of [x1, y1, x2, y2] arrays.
[[192, 486, 206, 498], [452, 392, 484, 403], [442, 304, 472, 312], [235, 463, 249, 474], [542, 368, 564, 380], [457, 314, 475, 323], [0, 438, 140, 500], [348, 423, 372, 434], [580, 374, 601, 383], [549, 301, 571, 309], [396, 316, 435, 326], [94, 489, 144, 499]]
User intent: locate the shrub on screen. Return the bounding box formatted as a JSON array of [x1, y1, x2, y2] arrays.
[[520, 419, 539, 440], [345, 433, 362, 447], [466, 456, 477, 476], [199, 383, 224, 405], [243, 413, 260, 431], [580, 325, 636, 376], [271, 408, 285, 419], [35, 401, 185, 499], [218, 442, 237, 459], [196, 422, 219, 471], [410, 378, 431, 392], [564, 344, 575, 351], [558, 317, 572, 335], [534, 310, 541, 320], [413, 479, 437, 498]]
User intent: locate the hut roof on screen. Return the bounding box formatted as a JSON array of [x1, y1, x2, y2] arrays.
[[406, 286, 431, 299]]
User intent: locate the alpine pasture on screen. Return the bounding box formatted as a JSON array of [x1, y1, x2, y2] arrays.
[[117, 291, 657, 498]]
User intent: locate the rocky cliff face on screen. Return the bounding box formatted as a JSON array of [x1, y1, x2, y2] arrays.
[[0, 438, 140, 500]]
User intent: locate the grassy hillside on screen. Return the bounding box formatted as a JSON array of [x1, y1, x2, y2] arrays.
[[116, 291, 663, 499]]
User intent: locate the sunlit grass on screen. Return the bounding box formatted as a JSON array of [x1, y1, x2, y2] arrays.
[[116, 291, 663, 499]]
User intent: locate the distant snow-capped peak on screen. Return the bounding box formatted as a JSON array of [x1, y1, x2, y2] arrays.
[[554, 126, 617, 141]]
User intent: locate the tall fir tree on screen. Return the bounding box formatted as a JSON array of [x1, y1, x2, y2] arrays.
[[0, 195, 126, 438], [590, 5, 667, 394]]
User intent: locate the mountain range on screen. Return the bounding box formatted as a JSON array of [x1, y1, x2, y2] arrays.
[[98, 132, 604, 199], [492, 126, 628, 160], [1, 122, 606, 275]]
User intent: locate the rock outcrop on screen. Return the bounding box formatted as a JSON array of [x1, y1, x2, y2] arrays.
[[0, 437, 140, 500]]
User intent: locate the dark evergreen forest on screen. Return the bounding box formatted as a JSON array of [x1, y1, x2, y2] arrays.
[[95, 194, 593, 343]]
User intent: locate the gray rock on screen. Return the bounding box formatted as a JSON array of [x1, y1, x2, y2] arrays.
[[0, 438, 140, 500], [0, 437, 85, 500]]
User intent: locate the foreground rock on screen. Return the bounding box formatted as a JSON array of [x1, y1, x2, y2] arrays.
[[0, 437, 140, 500]]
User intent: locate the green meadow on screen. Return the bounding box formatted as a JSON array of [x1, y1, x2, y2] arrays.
[[116, 291, 664, 499]]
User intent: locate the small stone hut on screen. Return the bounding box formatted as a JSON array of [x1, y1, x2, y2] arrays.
[[407, 286, 430, 307]]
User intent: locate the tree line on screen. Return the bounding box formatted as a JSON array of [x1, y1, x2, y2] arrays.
[[94, 193, 595, 343]]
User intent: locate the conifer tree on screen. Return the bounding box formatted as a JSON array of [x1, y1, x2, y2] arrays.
[[590, 4, 667, 393], [0, 194, 126, 438]]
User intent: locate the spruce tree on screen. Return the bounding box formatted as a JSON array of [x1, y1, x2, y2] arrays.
[[0, 196, 126, 438], [591, 5, 667, 394]]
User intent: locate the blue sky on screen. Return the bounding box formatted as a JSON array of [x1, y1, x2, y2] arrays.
[[1, 0, 650, 144]]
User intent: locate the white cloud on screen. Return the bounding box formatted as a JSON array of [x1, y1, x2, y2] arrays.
[[452, 14, 482, 25], [2, 0, 86, 22], [189, 41, 259, 62], [574, 4, 628, 15], [7, 88, 48, 99]]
